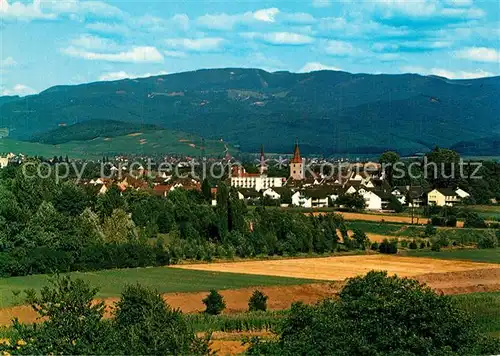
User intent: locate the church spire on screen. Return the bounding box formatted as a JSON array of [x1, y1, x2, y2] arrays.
[[290, 140, 302, 164], [259, 144, 267, 175], [289, 140, 304, 180]]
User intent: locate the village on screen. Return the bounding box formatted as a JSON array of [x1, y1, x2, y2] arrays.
[[53, 141, 472, 212]]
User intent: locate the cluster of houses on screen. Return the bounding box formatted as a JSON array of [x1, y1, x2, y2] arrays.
[[229, 143, 471, 210], [1, 144, 472, 210], [80, 172, 201, 197]]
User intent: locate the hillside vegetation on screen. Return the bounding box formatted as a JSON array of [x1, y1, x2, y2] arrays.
[[0, 121, 232, 158], [1, 68, 499, 155]]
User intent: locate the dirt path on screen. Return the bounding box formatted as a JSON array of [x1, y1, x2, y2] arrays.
[[172, 255, 498, 281]]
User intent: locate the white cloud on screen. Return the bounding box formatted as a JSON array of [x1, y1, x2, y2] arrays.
[[164, 50, 187, 58], [253, 8, 279, 22], [312, 0, 331, 7], [135, 13, 190, 33], [0, 0, 56, 21], [69, 34, 118, 51], [172, 14, 190, 31], [401, 66, 494, 79], [164, 38, 224, 52], [196, 13, 240, 31], [0, 0, 125, 21], [0, 56, 17, 67], [264, 32, 314, 45], [243, 32, 314, 45], [282, 12, 316, 24], [1, 84, 37, 96], [445, 0, 473, 6], [86, 22, 130, 36], [455, 47, 499, 63], [370, 0, 484, 21], [373, 40, 452, 52], [62, 46, 164, 63], [196, 8, 280, 30], [99, 70, 169, 81], [299, 62, 341, 72], [324, 40, 364, 56], [40, 0, 124, 19], [377, 53, 405, 61]]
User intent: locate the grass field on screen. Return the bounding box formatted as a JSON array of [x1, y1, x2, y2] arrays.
[[468, 205, 500, 221], [454, 292, 500, 336], [346, 221, 495, 246], [406, 248, 500, 264], [0, 267, 315, 308], [0, 131, 233, 159], [346, 221, 425, 237]]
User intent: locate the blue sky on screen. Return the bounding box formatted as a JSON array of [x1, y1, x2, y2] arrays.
[[1, 0, 499, 96]]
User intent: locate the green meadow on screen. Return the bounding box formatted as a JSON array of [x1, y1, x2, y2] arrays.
[[0, 266, 315, 308]]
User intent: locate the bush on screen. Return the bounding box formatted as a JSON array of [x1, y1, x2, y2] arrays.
[[202, 290, 226, 315], [379, 239, 398, 254], [0, 276, 209, 355], [431, 215, 446, 226], [114, 284, 209, 355], [424, 223, 437, 236], [409, 240, 418, 249], [477, 233, 498, 249], [431, 215, 456, 227], [464, 212, 487, 228], [446, 215, 457, 227], [419, 241, 426, 249], [352, 229, 368, 250], [434, 231, 450, 247], [248, 271, 500, 355], [370, 242, 379, 251], [248, 290, 268, 312], [431, 242, 441, 251]]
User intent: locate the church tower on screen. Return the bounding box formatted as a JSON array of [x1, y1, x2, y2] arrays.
[[259, 144, 267, 175], [290, 141, 304, 180]]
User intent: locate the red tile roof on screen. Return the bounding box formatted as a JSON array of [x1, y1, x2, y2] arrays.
[[290, 142, 302, 164]]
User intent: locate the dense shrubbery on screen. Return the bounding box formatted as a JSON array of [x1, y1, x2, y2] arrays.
[[0, 276, 209, 355], [247, 271, 500, 355], [0, 164, 358, 277], [464, 212, 488, 228], [378, 239, 398, 254], [431, 215, 457, 227], [477, 233, 499, 249]]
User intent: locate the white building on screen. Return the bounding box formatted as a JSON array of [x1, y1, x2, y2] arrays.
[[360, 190, 383, 210], [262, 188, 281, 200], [0, 157, 8, 168], [291, 191, 312, 208], [230, 166, 285, 192]]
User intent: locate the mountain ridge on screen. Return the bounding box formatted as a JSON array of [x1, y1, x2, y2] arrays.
[[1, 68, 498, 155]]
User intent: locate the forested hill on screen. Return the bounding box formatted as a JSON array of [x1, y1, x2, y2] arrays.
[[1, 68, 499, 155]]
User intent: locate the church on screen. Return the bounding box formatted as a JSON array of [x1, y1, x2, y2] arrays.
[[230, 142, 304, 192]]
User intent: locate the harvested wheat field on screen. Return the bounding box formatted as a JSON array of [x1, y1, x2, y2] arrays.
[[173, 255, 498, 281], [207, 331, 271, 356]]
